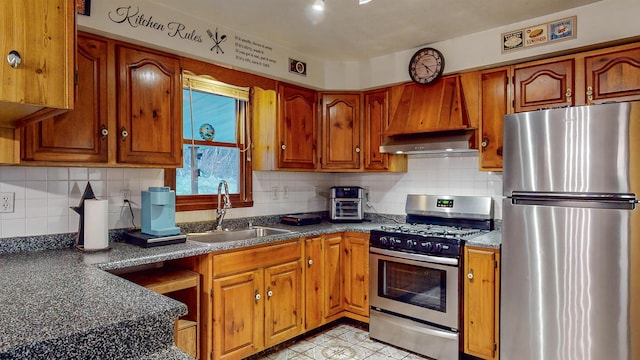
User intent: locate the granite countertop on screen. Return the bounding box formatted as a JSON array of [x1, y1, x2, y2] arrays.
[[0, 220, 501, 359]]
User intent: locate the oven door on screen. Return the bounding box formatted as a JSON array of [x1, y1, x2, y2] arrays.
[[369, 247, 459, 330]]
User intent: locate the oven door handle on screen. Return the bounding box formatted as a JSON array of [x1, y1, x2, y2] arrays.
[[369, 247, 459, 266]]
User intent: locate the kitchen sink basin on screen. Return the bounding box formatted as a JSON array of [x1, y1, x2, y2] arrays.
[[187, 226, 296, 244]]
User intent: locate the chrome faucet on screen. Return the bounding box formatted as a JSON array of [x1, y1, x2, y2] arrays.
[[215, 180, 232, 231]]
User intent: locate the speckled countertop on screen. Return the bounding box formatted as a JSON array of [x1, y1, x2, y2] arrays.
[[0, 219, 501, 359]]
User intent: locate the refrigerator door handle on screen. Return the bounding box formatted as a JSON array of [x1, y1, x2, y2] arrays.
[[511, 194, 637, 210]]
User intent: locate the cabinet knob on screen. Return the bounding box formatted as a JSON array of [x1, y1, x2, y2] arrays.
[[308, 257, 313, 267], [255, 290, 261, 303], [467, 270, 474, 280], [7, 50, 21, 68], [355, 146, 361, 153], [481, 137, 490, 149], [120, 127, 129, 142], [100, 125, 109, 140], [281, 143, 286, 150], [586, 86, 594, 104], [267, 287, 273, 299]]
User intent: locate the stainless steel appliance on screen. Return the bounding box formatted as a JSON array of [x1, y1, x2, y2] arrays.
[[502, 102, 640, 360], [330, 186, 364, 222], [369, 194, 494, 360]]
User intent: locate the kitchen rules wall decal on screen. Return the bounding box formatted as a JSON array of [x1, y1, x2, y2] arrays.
[[106, 4, 278, 69], [501, 16, 576, 53]]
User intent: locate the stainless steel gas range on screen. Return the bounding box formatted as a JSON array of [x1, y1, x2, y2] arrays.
[[369, 194, 494, 360]]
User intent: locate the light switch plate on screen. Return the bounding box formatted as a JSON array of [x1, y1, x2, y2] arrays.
[[0, 192, 15, 213]]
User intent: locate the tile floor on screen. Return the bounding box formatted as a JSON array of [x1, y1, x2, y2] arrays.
[[250, 322, 432, 360]]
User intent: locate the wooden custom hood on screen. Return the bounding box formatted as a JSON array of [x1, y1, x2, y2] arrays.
[[380, 74, 478, 154], [385, 75, 472, 135]]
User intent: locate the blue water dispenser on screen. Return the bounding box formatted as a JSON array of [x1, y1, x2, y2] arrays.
[[141, 187, 180, 236]]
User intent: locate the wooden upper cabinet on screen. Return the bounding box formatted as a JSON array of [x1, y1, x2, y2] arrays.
[[480, 67, 512, 171], [277, 84, 318, 170], [513, 58, 574, 112], [116, 45, 182, 166], [320, 93, 361, 170], [584, 44, 640, 105], [22, 34, 109, 163], [0, 0, 75, 127], [364, 89, 390, 171]]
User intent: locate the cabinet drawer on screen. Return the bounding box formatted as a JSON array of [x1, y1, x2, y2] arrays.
[[213, 240, 301, 278], [176, 319, 197, 358]]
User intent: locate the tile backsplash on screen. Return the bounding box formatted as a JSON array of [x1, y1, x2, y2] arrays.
[[0, 155, 502, 239]]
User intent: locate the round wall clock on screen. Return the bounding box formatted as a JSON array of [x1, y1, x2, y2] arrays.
[[408, 47, 445, 85]]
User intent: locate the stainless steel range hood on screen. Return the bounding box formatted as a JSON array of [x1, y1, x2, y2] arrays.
[[379, 129, 477, 155]]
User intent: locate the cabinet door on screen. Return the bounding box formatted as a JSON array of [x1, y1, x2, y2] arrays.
[[324, 234, 344, 319], [320, 93, 361, 170], [0, 0, 74, 119], [277, 84, 317, 170], [22, 34, 109, 163], [464, 246, 500, 360], [514, 59, 574, 112], [364, 89, 390, 171], [116, 45, 182, 166], [213, 270, 263, 360], [264, 260, 303, 347], [304, 236, 325, 330], [479, 67, 512, 171], [584, 45, 640, 104], [343, 233, 369, 317]]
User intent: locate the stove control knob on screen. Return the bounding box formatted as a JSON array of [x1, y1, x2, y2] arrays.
[[421, 242, 433, 251], [435, 243, 443, 253], [406, 239, 416, 249], [380, 236, 389, 245]]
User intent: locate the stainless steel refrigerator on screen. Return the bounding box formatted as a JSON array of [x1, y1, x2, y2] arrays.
[[501, 102, 640, 360]]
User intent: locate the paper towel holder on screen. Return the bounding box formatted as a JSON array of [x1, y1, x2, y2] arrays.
[[71, 182, 112, 252]]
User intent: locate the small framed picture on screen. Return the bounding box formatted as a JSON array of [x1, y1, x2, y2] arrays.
[[76, 0, 91, 16], [549, 16, 577, 42]]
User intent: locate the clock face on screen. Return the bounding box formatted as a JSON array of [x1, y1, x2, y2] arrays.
[[408, 48, 445, 85]]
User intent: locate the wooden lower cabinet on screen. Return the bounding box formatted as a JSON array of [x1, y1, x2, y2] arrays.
[[324, 234, 345, 320], [343, 233, 369, 318], [464, 246, 500, 360], [118, 266, 201, 359], [181, 233, 371, 360], [211, 241, 303, 360], [304, 236, 325, 330]]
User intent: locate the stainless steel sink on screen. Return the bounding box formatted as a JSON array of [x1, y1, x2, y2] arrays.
[[187, 226, 296, 244]]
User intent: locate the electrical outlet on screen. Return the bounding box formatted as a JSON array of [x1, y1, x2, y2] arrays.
[[283, 186, 289, 199], [0, 192, 15, 213], [314, 186, 320, 198], [271, 186, 279, 200], [121, 190, 131, 205]]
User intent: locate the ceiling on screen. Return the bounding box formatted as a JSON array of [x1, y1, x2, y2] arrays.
[[154, 0, 601, 62]]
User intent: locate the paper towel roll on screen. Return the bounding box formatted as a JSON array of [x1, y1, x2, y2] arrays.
[[84, 199, 109, 250]]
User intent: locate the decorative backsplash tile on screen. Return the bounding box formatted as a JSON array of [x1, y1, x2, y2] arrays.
[[0, 155, 503, 239]]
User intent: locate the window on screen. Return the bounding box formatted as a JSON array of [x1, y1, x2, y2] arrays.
[[165, 73, 253, 212]]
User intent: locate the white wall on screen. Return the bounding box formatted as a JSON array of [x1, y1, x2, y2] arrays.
[[79, 0, 640, 90], [0, 155, 502, 238]]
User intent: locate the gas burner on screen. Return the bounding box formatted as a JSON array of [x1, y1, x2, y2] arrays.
[[378, 224, 484, 239]]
